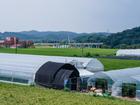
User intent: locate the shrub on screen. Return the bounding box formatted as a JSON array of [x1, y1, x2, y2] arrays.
[[85, 52, 92, 57], [94, 53, 100, 57]]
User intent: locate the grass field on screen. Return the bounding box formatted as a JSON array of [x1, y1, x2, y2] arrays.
[[99, 58, 140, 71], [0, 83, 139, 105], [0, 48, 117, 56]]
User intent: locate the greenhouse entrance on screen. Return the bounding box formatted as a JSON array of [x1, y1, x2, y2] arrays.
[[70, 78, 78, 90], [122, 83, 136, 98], [65, 77, 80, 90], [95, 78, 108, 93]]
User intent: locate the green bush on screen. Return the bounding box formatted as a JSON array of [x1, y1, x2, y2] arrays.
[[85, 52, 92, 57]]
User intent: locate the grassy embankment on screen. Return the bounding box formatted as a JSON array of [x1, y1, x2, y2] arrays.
[[0, 83, 139, 105]]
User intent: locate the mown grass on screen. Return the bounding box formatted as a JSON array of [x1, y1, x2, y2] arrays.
[[0, 83, 139, 105], [0, 48, 117, 56], [99, 58, 140, 71]]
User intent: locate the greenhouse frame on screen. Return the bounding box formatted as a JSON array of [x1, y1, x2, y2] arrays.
[[112, 75, 140, 101], [35, 61, 79, 90], [87, 67, 140, 91], [78, 69, 94, 90]]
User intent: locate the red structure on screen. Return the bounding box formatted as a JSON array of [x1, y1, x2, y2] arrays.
[[4, 37, 18, 47], [0, 40, 5, 47], [0, 37, 34, 48]]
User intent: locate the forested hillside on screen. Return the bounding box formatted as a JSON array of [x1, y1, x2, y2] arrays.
[[106, 27, 140, 48], [74, 27, 140, 48], [0, 31, 81, 41], [74, 33, 109, 43]]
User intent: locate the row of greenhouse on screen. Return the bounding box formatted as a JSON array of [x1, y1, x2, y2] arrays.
[[87, 67, 140, 101], [0, 53, 140, 101]]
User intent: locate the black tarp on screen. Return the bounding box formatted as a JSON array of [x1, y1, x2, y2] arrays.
[[35, 61, 79, 89]]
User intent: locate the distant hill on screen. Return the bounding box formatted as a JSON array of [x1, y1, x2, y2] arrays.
[[74, 33, 109, 43], [0, 32, 35, 40], [106, 27, 140, 48], [1, 26, 140, 48], [0, 31, 108, 42], [0, 31, 80, 41], [74, 26, 140, 48]]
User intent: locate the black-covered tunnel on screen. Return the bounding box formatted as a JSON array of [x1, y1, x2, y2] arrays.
[[35, 61, 80, 90]]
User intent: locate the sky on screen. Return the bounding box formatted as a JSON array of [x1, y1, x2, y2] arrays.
[[0, 0, 140, 33]]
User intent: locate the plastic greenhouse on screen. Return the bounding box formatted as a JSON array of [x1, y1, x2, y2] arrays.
[[112, 75, 140, 101], [87, 67, 140, 91], [0, 53, 81, 90], [0, 53, 104, 73], [116, 49, 140, 57], [0, 53, 100, 88]]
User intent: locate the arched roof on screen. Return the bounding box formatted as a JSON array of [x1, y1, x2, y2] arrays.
[[112, 75, 140, 90], [112, 75, 140, 97], [130, 75, 140, 84], [0, 54, 50, 85], [98, 67, 140, 82], [78, 69, 94, 77], [0, 53, 104, 73], [88, 67, 140, 86], [35, 61, 79, 89], [86, 59, 104, 72], [113, 77, 140, 88]]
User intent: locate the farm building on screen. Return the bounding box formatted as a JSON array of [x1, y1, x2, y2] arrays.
[[0, 53, 98, 89], [87, 67, 140, 92], [112, 75, 140, 101], [116, 49, 140, 57]]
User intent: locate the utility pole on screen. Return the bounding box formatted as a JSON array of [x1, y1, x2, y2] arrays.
[[67, 34, 70, 48], [15, 38, 17, 54], [81, 43, 84, 57]]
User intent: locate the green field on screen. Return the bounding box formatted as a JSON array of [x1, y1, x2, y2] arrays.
[[0, 83, 139, 105], [0, 48, 117, 56], [99, 58, 140, 71]]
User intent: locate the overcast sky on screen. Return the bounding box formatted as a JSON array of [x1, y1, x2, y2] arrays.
[[0, 0, 140, 33]]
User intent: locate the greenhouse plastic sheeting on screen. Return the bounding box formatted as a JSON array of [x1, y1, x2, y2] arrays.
[[86, 59, 104, 72], [0, 53, 102, 85], [88, 67, 140, 90], [78, 69, 94, 77], [112, 75, 140, 101], [116, 49, 140, 57], [0, 53, 104, 72]]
